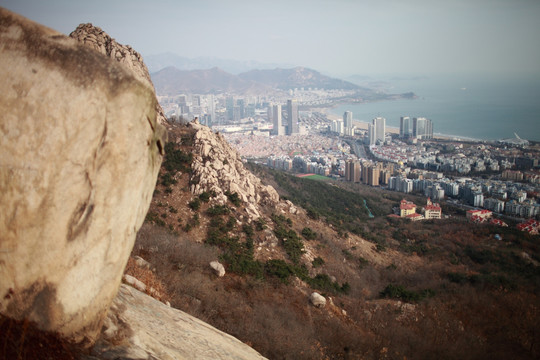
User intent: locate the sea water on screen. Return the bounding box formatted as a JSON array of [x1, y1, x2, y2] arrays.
[[331, 73, 540, 142]]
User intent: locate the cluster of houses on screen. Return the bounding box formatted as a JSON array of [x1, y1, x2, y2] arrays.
[[390, 198, 442, 221], [466, 209, 539, 234], [391, 200, 538, 234]]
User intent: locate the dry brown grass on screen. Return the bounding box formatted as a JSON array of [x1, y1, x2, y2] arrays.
[[123, 256, 170, 303]]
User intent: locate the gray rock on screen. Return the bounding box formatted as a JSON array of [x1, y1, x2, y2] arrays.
[[134, 255, 151, 269], [88, 285, 267, 360], [0, 8, 165, 343]]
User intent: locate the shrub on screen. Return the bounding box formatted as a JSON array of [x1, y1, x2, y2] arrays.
[[358, 256, 369, 269], [274, 226, 304, 264], [306, 274, 350, 295], [265, 259, 295, 283], [207, 204, 230, 216], [379, 284, 434, 302], [301, 227, 317, 240], [242, 224, 255, 238], [198, 191, 213, 202], [255, 218, 267, 231], [225, 191, 242, 206], [312, 256, 325, 268], [188, 198, 201, 211], [163, 141, 192, 172], [271, 213, 292, 228], [306, 207, 320, 220], [160, 172, 177, 187], [222, 249, 264, 279], [342, 249, 354, 261], [448, 272, 468, 284]]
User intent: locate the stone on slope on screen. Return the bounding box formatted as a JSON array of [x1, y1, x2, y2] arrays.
[[0, 8, 165, 343], [88, 284, 267, 360], [210, 261, 226, 277], [310, 292, 327, 308]]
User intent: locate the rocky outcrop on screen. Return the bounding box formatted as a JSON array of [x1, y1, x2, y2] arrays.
[[0, 8, 165, 343], [69, 23, 167, 125], [189, 121, 279, 220], [89, 284, 267, 360]]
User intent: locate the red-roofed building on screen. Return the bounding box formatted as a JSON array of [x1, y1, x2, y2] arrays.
[[406, 213, 424, 221], [423, 198, 442, 219], [467, 209, 492, 223], [399, 199, 416, 217], [517, 219, 540, 234], [490, 218, 508, 227]]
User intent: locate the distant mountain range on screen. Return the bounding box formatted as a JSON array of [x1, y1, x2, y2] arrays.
[[151, 66, 366, 95], [239, 67, 361, 91], [144, 52, 294, 75]]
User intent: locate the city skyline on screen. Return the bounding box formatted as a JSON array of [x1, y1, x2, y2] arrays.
[[2, 0, 540, 77]]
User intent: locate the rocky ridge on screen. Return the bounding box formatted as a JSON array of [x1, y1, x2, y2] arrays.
[[189, 121, 279, 220], [70, 23, 167, 125]]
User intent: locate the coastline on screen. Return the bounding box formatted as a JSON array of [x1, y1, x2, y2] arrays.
[[319, 107, 483, 141]]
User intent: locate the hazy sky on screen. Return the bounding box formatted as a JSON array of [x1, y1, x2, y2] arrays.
[[2, 0, 540, 76]]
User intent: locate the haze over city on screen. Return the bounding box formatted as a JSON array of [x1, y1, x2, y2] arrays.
[[2, 0, 540, 77]]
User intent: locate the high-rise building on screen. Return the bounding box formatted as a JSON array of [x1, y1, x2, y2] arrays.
[[343, 111, 353, 130], [369, 117, 385, 144], [368, 167, 380, 186], [345, 160, 361, 182], [400, 116, 412, 138], [331, 120, 344, 135], [226, 96, 235, 121], [368, 123, 375, 145], [413, 117, 433, 139], [267, 104, 273, 123], [272, 104, 284, 136], [208, 94, 215, 125], [287, 99, 299, 135]]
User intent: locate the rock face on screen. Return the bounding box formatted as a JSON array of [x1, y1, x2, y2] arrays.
[[0, 8, 165, 343], [69, 23, 167, 125], [189, 121, 279, 220], [89, 285, 267, 359]]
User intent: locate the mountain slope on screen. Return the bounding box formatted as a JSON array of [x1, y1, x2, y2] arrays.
[[128, 121, 540, 359]]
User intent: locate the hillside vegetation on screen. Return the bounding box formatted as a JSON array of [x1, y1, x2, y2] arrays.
[[127, 122, 540, 360]]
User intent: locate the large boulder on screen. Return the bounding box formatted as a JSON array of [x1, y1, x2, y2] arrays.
[[0, 8, 165, 343]]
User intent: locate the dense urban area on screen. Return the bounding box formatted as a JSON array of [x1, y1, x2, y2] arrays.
[[160, 89, 540, 233]]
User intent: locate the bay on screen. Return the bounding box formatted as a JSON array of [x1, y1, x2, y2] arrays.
[[331, 74, 540, 141]]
